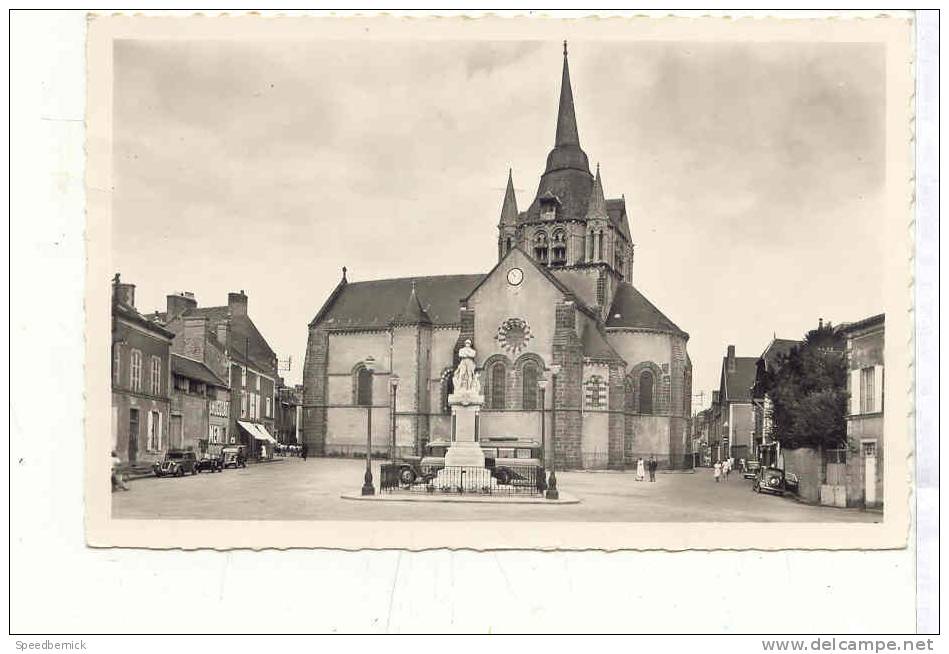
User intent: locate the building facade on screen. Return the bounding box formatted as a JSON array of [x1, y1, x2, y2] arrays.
[[842, 314, 884, 509], [169, 353, 229, 454], [111, 275, 174, 466], [303, 46, 692, 470], [714, 345, 757, 464], [276, 383, 303, 445], [152, 290, 279, 460]]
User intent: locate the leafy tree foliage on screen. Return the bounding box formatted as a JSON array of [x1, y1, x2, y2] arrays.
[[765, 322, 848, 449]]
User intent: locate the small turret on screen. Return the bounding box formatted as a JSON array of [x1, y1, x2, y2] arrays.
[[497, 169, 519, 260]]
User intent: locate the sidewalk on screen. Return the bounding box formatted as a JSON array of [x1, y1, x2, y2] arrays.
[[121, 456, 286, 481]]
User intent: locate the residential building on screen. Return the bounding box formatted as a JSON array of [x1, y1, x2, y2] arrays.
[[169, 353, 229, 454], [714, 345, 757, 463], [303, 46, 692, 469], [276, 382, 303, 445], [842, 314, 885, 509], [111, 274, 174, 466], [153, 290, 280, 460]]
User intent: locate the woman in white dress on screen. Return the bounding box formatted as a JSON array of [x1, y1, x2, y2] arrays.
[[636, 458, 646, 482]]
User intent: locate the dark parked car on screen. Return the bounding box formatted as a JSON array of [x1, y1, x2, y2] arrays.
[[195, 452, 223, 473], [153, 450, 198, 477], [752, 467, 785, 495], [743, 460, 761, 479], [784, 471, 800, 494]]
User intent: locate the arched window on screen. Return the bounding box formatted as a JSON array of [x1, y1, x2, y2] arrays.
[[597, 231, 604, 261], [490, 362, 506, 409], [551, 229, 567, 266], [355, 366, 373, 407], [505, 237, 513, 254], [639, 370, 654, 415], [521, 362, 540, 410], [533, 231, 549, 265], [587, 231, 595, 261], [441, 370, 453, 414]]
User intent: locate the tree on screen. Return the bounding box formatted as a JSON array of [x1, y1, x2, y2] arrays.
[[765, 321, 847, 450]]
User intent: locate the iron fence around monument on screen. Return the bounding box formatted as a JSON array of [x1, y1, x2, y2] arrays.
[[379, 463, 546, 496]]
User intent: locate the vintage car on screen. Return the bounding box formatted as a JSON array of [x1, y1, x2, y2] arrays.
[[752, 466, 786, 495], [784, 471, 800, 494], [480, 437, 545, 486], [742, 459, 761, 479], [195, 451, 224, 473], [388, 437, 545, 488], [152, 450, 198, 477], [221, 445, 247, 469]]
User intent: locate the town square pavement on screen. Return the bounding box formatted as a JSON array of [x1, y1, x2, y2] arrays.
[[112, 457, 879, 523]]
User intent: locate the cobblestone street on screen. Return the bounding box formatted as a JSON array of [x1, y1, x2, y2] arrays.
[[112, 457, 879, 523]]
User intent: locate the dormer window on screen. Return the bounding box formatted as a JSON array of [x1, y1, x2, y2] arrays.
[[533, 230, 549, 265], [541, 205, 556, 221]]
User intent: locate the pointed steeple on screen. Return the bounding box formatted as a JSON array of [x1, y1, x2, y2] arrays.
[[555, 40, 580, 148], [544, 42, 590, 175], [391, 280, 431, 326], [498, 168, 518, 226], [585, 163, 608, 221]]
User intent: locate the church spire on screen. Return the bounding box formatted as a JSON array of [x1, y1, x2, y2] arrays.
[[544, 42, 590, 175], [585, 163, 608, 221], [555, 40, 580, 148], [498, 168, 518, 227]]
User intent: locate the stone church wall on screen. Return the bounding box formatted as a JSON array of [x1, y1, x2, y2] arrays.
[[581, 412, 610, 469]]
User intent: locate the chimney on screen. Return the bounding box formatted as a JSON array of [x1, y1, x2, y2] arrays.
[[166, 291, 197, 322], [228, 290, 248, 317], [112, 274, 136, 308], [182, 315, 208, 362], [726, 345, 736, 373]]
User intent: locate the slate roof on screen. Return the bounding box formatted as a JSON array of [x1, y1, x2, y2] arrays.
[[581, 322, 623, 362], [721, 357, 758, 403], [157, 304, 276, 375], [113, 300, 175, 340], [605, 283, 687, 336], [312, 274, 485, 329], [759, 338, 801, 371], [171, 354, 228, 387]]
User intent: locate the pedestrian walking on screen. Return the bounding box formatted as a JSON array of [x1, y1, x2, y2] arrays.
[[724, 458, 731, 480], [636, 457, 646, 482], [111, 450, 129, 492], [713, 461, 722, 483], [739, 457, 746, 473], [301, 442, 308, 461], [647, 456, 657, 482]]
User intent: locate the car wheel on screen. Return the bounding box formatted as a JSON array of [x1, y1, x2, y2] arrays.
[[399, 467, 417, 486], [496, 469, 511, 485]]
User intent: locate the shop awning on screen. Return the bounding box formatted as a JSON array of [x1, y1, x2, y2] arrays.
[[238, 420, 277, 444]]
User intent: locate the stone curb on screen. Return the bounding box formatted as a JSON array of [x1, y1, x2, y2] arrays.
[[340, 492, 581, 505]]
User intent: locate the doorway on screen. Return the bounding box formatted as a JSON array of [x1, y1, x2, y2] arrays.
[[862, 440, 878, 506], [128, 408, 139, 463]]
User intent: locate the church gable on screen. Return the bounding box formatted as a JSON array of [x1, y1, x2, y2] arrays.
[[466, 247, 570, 367]]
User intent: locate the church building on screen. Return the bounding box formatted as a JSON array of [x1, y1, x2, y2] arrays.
[[303, 45, 692, 470]]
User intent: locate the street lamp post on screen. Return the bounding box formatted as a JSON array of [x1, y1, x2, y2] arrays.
[[361, 356, 376, 496], [389, 374, 399, 461], [544, 365, 561, 500]]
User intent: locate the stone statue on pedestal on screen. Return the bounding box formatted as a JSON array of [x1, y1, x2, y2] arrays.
[[452, 339, 481, 397]]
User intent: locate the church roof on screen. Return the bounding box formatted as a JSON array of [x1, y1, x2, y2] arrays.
[[312, 274, 484, 329], [390, 281, 432, 326], [605, 283, 687, 337], [581, 322, 623, 362]]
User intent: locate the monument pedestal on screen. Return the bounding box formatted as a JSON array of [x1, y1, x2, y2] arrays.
[[433, 390, 496, 490]]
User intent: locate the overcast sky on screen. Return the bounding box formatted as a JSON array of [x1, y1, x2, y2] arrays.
[[113, 38, 886, 403]]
